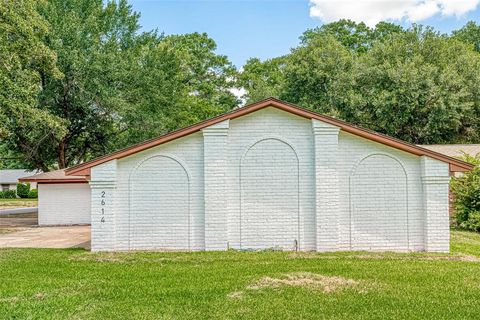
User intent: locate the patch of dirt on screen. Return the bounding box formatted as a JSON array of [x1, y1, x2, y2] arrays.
[[289, 252, 480, 262], [34, 292, 46, 300], [420, 255, 479, 262], [71, 252, 189, 264], [227, 291, 245, 300], [288, 252, 341, 260], [246, 272, 362, 293], [353, 253, 480, 262]]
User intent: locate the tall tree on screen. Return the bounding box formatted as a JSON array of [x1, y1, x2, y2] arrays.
[[35, 0, 140, 169], [2, 1, 239, 170], [0, 0, 66, 171], [337, 27, 480, 143], [157, 33, 238, 130], [239, 20, 404, 108], [118, 32, 238, 146]]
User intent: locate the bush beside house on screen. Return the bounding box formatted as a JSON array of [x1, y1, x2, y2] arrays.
[[16, 182, 30, 198], [451, 154, 480, 232], [28, 189, 38, 199], [0, 190, 16, 198]]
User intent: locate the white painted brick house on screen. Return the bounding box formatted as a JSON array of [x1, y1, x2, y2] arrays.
[[22, 98, 473, 252]]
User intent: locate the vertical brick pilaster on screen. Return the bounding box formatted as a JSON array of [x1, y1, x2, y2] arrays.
[[203, 120, 229, 250], [312, 120, 341, 252], [421, 156, 450, 252], [90, 160, 117, 252]]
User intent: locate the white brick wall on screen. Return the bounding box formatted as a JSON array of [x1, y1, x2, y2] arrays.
[[312, 120, 341, 252], [226, 108, 315, 250], [338, 133, 426, 251], [350, 154, 409, 251], [421, 157, 450, 252], [90, 160, 117, 251], [203, 120, 229, 250], [88, 106, 451, 252], [240, 138, 299, 250], [38, 183, 90, 225], [129, 155, 190, 250]]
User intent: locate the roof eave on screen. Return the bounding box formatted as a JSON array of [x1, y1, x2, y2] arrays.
[[19, 178, 88, 184]]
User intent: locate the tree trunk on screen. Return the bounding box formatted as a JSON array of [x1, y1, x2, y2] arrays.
[[58, 140, 66, 169]]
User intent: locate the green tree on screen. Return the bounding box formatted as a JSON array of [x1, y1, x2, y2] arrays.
[[0, 0, 66, 171], [239, 20, 405, 107], [301, 19, 404, 53], [156, 33, 238, 130], [452, 21, 480, 53], [35, 0, 140, 169], [2, 1, 239, 170], [118, 32, 238, 146], [280, 35, 354, 116], [338, 27, 480, 144], [237, 56, 287, 104]]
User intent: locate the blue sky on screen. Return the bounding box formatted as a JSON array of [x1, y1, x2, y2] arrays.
[[130, 0, 480, 68]]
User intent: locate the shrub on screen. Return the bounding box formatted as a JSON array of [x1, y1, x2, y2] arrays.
[[0, 190, 17, 199], [28, 189, 38, 199], [16, 182, 30, 198], [451, 153, 480, 232]]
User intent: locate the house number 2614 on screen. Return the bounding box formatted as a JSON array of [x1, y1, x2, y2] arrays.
[[100, 191, 106, 223]]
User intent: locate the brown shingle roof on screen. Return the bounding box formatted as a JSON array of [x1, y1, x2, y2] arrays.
[[419, 144, 480, 159], [19, 169, 88, 183]]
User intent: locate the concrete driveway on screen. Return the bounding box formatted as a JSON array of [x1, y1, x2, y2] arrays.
[[0, 226, 90, 249]]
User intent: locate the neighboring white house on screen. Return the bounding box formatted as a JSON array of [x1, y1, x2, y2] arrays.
[[20, 170, 90, 225], [0, 169, 37, 192], [21, 98, 474, 253]]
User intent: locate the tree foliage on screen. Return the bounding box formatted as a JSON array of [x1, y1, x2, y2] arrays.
[[3, 5, 480, 171], [301, 19, 404, 53], [451, 154, 480, 232], [237, 57, 287, 104], [0, 0, 66, 171], [338, 27, 480, 143], [281, 35, 355, 117], [452, 21, 480, 53], [241, 22, 480, 144], [1, 0, 238, 170]]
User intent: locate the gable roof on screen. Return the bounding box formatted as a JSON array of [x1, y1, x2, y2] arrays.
[[45, 98, 472, 178]]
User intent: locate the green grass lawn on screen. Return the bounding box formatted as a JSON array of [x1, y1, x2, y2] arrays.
[[1, 231, 479, 319]]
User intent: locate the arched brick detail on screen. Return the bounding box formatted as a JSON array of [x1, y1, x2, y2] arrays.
[[129, 155, 190, 250], [349, 154, 409, 251], [240, 138, 300, 250]]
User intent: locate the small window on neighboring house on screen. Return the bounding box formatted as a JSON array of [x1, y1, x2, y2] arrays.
[[1, 184, 10, 192]]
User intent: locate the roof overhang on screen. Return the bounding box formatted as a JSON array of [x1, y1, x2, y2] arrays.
[[19, 169, 89, 184], [55, 98, 472, 177]]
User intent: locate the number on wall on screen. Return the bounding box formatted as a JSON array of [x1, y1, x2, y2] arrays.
[[100, 190, 106, 223]]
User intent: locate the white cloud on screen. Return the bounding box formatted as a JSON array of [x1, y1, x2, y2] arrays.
[[309, 0, 480, 27]]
